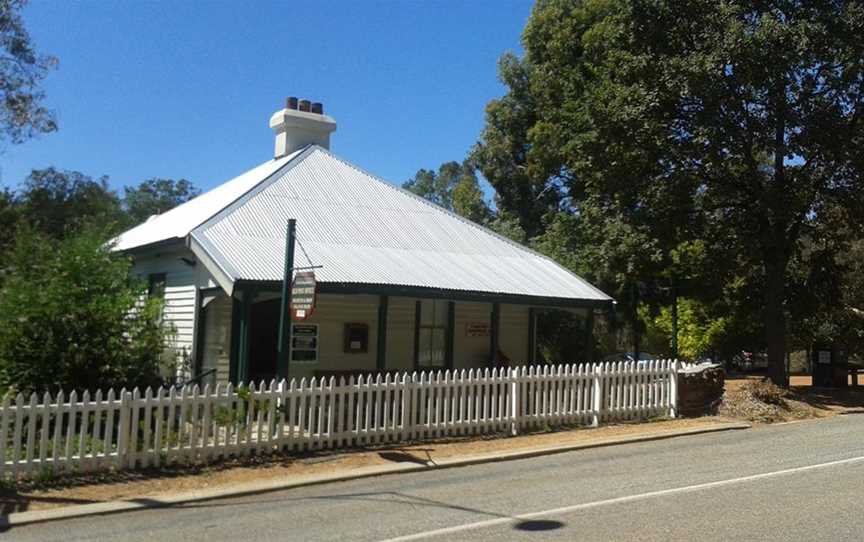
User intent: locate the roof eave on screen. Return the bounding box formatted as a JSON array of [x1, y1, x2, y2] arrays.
[[232, 279, 613, 309], [187, 233, 237, 297], [116, 237, 187, 256]]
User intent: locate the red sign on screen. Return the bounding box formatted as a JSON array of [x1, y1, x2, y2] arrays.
[[290, 271, 317, 320]]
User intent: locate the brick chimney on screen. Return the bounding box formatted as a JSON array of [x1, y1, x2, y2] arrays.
[[269, 96, 337, 158]]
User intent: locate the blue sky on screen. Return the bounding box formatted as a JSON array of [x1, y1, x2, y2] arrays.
[[0, 1, 531, 195]]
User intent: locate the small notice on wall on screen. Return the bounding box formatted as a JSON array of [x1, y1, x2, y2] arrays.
[[817, 350, 831, 364], [466, 322, 491, 337]]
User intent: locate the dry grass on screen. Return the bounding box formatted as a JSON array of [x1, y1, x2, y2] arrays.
[[720, 379, 825, 423]]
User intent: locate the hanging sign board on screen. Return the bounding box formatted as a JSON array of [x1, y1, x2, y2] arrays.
[[290, 271, 317, 320]]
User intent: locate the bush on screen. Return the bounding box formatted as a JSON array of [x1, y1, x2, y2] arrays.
[[0, 227, 168, 394]]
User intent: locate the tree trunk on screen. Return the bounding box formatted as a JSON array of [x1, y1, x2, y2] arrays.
[[764, 254, 789, 387]]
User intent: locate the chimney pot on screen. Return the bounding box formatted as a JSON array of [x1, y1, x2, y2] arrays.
[[311, 102, 323, 114], [286, 96, 298, 110], [298, 99, 311, 112]]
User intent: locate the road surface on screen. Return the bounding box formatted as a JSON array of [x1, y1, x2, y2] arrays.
[[5, 414, 864, 541]]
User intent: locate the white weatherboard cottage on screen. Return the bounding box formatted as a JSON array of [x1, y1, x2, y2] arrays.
[[113, 98, 613, 386]]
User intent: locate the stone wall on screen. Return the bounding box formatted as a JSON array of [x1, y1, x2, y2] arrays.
[[677, 363, 725, 417]]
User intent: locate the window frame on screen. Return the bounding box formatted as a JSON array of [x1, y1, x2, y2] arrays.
[[414, 299, 452, 370], [147, 273, 167, 298]]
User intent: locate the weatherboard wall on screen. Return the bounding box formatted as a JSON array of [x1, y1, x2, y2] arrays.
[[453, 301, 493, 368], [131, 248, 199, 365], [289, 294, 380, 380]]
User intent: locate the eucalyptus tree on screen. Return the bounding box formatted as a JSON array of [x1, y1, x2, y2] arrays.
[[474, 0, 864, 385], [0, 0, 57, 144]]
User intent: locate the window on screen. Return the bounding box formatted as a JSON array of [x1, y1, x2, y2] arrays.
[[344, 323, 369, 353], [147, 273, 167, 324], [291, 323, 319, 363], [417, 300, 449, 368], [148, 273, 167, 298]]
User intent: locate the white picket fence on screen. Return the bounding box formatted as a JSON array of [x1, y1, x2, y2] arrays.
[[0, 360, 678, 480]]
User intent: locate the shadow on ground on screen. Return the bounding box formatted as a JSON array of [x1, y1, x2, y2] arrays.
[[790, 386, 864, 413], [378, 449, 435, 466]]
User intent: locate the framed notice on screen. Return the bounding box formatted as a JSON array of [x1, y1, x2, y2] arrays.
[[817, 350, 831, 365], [466, 322, 491, 337], [291, 323, 318, 363]]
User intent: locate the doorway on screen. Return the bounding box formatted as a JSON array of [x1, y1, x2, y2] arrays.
[[248, 298, 280, 383]]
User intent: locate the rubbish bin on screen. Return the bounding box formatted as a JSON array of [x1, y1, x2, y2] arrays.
[[812, 343, 848, 388]]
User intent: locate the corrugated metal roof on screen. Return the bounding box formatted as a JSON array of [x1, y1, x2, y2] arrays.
[[112, 149, 303, 251], [188, 146, 611, 302]]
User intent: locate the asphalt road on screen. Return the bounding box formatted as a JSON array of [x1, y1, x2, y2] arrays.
[[6, 414, 864, 541]]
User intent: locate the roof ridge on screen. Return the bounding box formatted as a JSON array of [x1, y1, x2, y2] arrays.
[[314, 146, 612, 301]]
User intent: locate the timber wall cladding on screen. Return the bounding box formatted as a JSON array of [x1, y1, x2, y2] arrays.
[[133, 250, 197, 355], [0, 361, 679, 480]]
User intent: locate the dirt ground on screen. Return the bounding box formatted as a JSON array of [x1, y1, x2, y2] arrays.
[[726, 373, 864, 392], [1, 417, 729, 515]]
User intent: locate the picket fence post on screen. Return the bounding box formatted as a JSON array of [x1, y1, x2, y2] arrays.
[[592, 364, 603, 427], [116, 389, 131, 469], [405, 372, 417, 440], [509, 367, 519, 436], [669, 359, 679, 419]]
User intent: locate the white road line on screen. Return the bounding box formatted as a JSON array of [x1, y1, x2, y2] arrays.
[[380, 454, 864, 541]]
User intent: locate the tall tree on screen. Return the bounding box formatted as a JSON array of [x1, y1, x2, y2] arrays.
[[124, 178, 200, 225], [404, 160, 491, 223], [0, 187, 17, 257], [0, 0, 57, 144], [472, 53, 562, 238], [476, 0, 864, 386], [18, 167, 124, 238]]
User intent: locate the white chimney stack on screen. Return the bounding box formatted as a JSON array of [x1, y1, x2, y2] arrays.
[[269, 96, 337, 158]]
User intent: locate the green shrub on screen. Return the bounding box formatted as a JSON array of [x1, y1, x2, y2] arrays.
[[0, 227, 168, 394]]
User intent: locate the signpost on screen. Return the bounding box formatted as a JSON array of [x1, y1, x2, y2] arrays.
[[277, 219, 322, 380], [276, 220, 296, 380]]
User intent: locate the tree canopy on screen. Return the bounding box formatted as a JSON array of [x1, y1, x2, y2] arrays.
[[124, 178, 200, 224], [17, 167, 125, 238], [473, 0, 864, 384], [403, 160, 492, 223], [0, 0, 57, 145]]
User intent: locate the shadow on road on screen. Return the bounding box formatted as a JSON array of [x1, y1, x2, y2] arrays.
[[0, 492, 101, 533], [164, 488, 566, 534], [515, 519, 566, 531], [378, 448, 435, 466]]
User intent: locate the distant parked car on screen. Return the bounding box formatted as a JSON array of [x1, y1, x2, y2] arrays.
[[602, 352, 660, 365], [732, 351, 768, 372]]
